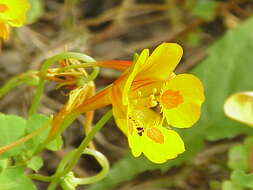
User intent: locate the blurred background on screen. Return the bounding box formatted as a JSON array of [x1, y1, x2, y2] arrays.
[[1, 0, 253, 189]]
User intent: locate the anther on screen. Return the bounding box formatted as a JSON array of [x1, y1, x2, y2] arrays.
[[133, 99, 138, 105], [150, 100, 158, 107], [150, 94, 155, 100], [137, 91, 142, 97], [152, 88, 157, 94]]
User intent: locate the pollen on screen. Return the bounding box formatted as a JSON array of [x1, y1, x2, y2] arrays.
[[161, 89, 183, 109], [147, 127, 164, 144], [0, 4, 8, 13]]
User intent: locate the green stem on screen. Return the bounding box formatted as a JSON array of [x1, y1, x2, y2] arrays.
[[0, 71, 38, 98], [28, 52, 97, 116], [47, 179, 59, 190], [72, 149, 109, 185], [57, 109, 112, 178]]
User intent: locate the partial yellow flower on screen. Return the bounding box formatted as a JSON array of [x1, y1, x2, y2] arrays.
[[160, 74, 205, 128], [127, 107, 185, 163], [224, 91, 253, 127], [0, 0, 30, 40]]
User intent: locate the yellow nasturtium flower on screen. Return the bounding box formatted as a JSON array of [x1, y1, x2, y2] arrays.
[[51, 43, 205, 163], [224, 92, 253, 127], [109, 43, 205, 163], [0, 0, 30, 40]]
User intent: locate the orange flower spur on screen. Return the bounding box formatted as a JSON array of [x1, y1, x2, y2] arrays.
[[50, 43, 205, 163]]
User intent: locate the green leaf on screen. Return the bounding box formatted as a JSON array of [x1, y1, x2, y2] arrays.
[[89, 17, 253, 190], [0, 114, 27, 159], [191, 0, 217, 21], [244, 136, 253, 149], [24, 114, 50, 154], [222, 180, 243, 190], [228, 145, 248, 171], [46, 135, 63, 151], [0, 159, 8, 172], [27, 156, 43, 172], [0, 167, 37, 190], [25, 114, 62, 153], [231, 170, 253, 188], [26, 0, 44, 24]]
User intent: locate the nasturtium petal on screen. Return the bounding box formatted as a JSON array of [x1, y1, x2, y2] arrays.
[[111, 78, 128, 135], [143, 126, 185, 164], [0, 21, 9, 40], [136, 43, 183, 80], [0, 0, 30, 27], [128, 125, 143, 157], [161, 74, 205, 128], [122, 49, 149, 105], [224, 91, 253, 127], [127, 108, 161, 157]]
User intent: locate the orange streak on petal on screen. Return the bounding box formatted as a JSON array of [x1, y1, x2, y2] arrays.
[[147, 127, 164, 144], [0, 4, 8, 12], [132, 80, 157, 91], [161, 90, 183, 109]]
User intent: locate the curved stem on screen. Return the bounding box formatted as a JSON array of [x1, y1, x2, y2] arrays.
[[0, 71, 38, 99], [56, 109, 112, 178], [73, 149, 109, 185], [28, 52, 97, 116]]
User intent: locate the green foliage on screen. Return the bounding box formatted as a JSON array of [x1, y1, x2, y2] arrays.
[[27, 156, 43, 172], [228, 145, 248, 171], [0, 167, 37, 190], [190, 0, 218, 21], [88, 16, 253, 190], [24, 114, 51, 154], [231, 170, 253, 188], [222, 180, 242, 190], [26, 0, 44, 24], [223, 137, 253, 189], [0, 114, 27, 159], [0, 159, 8, 172]]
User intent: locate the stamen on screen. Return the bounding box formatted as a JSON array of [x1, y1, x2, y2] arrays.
[[132, 99, 138, 105], [137, 91, 142, 97], [152, 88, 157, 94], [150, 100, 158, 107], [150, 94, 155, 100]]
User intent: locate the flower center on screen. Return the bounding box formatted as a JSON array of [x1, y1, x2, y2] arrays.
[[161, 89, 183, 109], [130, 88, 159, 108], [0, 4, 8, 13]]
